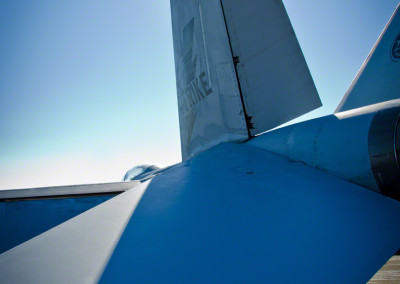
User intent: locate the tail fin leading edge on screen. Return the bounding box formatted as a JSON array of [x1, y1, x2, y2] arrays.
[[336, 4, 400, 113]]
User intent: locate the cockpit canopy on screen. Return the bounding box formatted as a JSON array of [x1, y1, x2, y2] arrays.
[[123, 165, 160, 181]]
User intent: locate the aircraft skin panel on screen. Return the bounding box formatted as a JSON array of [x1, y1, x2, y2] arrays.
[[1, 144, 399, 283], [2, 2, 400, 282], [171, 0, 248, 160], [0, 181, 138, 201], [336, 4, 400, 112], [0, 195, 114, 255], [98, 143, 400, 283], [0, 181, 138, 255], [221, 0, 322, 135], [171, 0, 322, 159], [0, 181, 150, 284]]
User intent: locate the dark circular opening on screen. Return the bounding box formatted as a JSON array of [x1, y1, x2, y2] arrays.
[[395, 116, 400, 169], [368, 106, 400, 201]]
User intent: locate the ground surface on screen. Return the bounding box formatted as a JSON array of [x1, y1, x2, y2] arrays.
[[369, 255, 400, 283]]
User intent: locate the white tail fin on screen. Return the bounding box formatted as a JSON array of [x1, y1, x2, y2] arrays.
[[336, 4, 400, 113], [170, 0, 321, 159]]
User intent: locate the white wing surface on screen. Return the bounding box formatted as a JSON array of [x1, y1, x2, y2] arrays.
[[0, 181, 138, 254], [0, 181, 149, 284]]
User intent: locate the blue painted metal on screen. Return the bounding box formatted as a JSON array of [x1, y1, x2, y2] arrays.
[[99, 143, 400, 283], [0, 195, 113, 254]]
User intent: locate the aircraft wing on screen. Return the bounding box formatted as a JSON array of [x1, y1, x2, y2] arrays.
[[2, 1, 400, 283], [1, 143, 400, 283], [0, 181, 139, 255]]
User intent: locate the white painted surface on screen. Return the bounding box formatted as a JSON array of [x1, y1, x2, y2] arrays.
[[336, 4, 400, 112], [0, 181, 150, 284], [170, 0, 322, 160], [0, 181, 139, 200], [221, 0, 322, 135], [171, 0, 248, 160]]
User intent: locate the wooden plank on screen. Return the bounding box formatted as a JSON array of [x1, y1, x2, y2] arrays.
[[369, 256, 400, 283]]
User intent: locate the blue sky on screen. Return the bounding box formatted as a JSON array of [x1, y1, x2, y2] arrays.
[[0, 0, 398, 189]]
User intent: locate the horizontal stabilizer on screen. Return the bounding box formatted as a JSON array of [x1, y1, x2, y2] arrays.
[[0, 181, 138, 254], [0, 182, 149, 284], [336, 4, 400, 112]]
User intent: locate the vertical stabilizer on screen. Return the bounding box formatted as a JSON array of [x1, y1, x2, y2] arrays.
[[336, 4, 400, 112], [171, 0, 248, 160], [220, 0, 321, 135], [171, 0, 321, 160]]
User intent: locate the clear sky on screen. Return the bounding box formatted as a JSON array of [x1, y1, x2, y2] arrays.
[[0, 0, 399, 190]]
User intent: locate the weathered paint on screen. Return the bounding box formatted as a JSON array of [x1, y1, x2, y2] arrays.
[[170, 0, 321, 160]]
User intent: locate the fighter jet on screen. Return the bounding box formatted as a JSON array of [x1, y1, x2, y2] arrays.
[[1, 1, 400, 283]]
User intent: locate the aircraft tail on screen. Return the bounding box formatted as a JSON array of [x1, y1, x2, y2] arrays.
[[170, 0, 321, 160], [336, 4, 400, 112]]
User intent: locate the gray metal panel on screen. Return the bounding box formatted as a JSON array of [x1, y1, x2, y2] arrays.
[[336, 4, 400, 112], [0, 195, 114, 254], [0, 181, 138, 201], [0, 181, 150, 284], [221, 0, 322, 135], [170, 0, 248, 160], [247, 104, 379, 192]]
